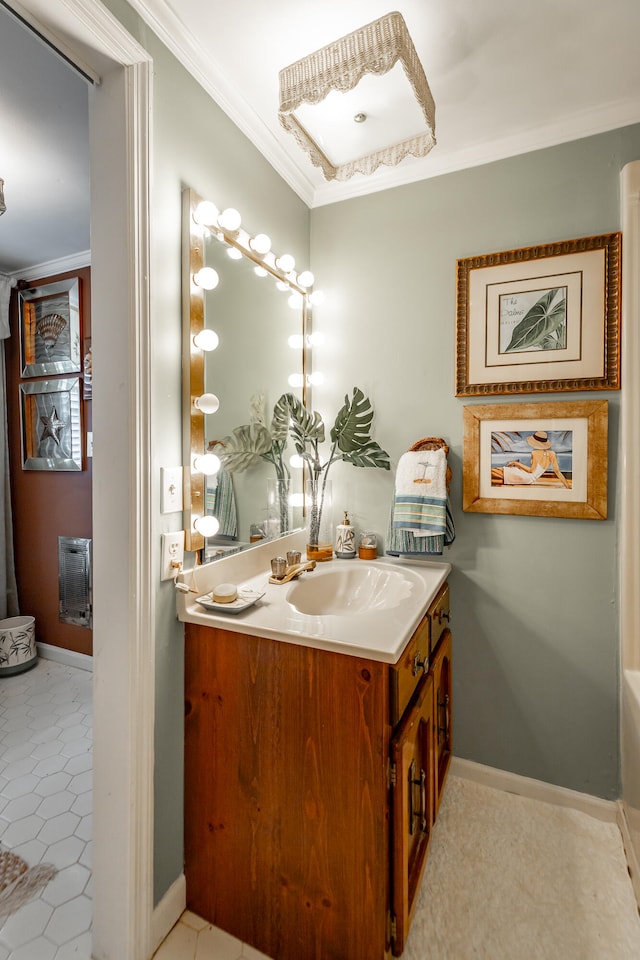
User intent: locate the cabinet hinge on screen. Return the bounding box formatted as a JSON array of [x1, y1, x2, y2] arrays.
[[387, 910, 397, 943], [387, 760, 397, 788]]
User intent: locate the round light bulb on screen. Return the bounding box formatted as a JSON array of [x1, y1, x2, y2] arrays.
[[254, 266, 268, 278], [193, 329, 219, 352], [276, 253, 295, 273], [250, 233, 272, 255], [297, 270, 315, 289], [217, 207, 242, 232], [227, 246, 243, 260], [290, 492, 304, 508], [193, 267, 219, 290], [309, 290, 325, 306], [288, 292, 303, 310], [288, 373, 304, 388], [307, 331, 324, 347], [308, 371, 324, 386], [289, 454, 304, 469], [194, 393, 220, 415], [193, 200, 219, 227], [194, 515, 220, 538], [288, 334, 304, 350], [276, 280, 290, 292], [193, 453, 221, 476]]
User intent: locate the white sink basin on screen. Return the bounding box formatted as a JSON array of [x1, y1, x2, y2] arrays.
[[287, 563, 420, 616]]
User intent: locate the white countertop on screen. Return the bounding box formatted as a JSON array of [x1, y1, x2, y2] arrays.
[[176, 531, 450, 663]]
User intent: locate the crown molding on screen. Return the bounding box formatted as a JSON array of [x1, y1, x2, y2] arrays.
[[8, 249, 91, 281], [123, 1, 640, 211]]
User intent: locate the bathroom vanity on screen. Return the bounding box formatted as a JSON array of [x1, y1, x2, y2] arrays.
[[179, 538, 452, 959]]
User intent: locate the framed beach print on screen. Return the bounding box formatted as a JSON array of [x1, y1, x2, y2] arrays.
[[20, 378, 83, 471], [19, 277, 82, 378], [455, 233, 621, 396], [462, 400, 608, 519]]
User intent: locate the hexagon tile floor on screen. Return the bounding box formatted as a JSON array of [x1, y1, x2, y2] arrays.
[[0, 657, 92, 959]]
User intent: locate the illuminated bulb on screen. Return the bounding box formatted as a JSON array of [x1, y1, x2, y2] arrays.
[[276, 253, 295, 273], [193, 453, 221, 476], [309, 290, 325, 306], [227, 247, 243, 260], [193, 329, 219, 352], [193, 200, 219, 227], [254, 266, 268, 278], [193, 267, 219, 290], [297, 270, 314, 288], [250, 233, 272, 255], [290, 454, 304, 469], [288, 292, 303, 310], [275, 280, 290, 292], [288, 334, 304, 350], [307, 331, 324, 347], [288, 373, 304, 388], [217, 207, 242, 232], [194, 515, 220, 538], [194, 393, 220, 415], [308, 371, 324, 386], [290, 492, 304, 508]]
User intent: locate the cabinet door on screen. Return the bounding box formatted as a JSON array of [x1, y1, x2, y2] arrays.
[[432, 628, 452, 816], [389, 672, 434, 957]]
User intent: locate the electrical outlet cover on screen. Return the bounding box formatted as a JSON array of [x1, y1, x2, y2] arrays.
[[161, 531, 185, 581]]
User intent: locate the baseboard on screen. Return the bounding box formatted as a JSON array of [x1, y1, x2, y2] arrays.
[[151, 872, 186, 953], [36, 642, 93, 672], [618, 802, 640, 909], [451, 756, 618, 823]]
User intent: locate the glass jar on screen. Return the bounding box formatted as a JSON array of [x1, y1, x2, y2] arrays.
[[358, 531, 377, 560]]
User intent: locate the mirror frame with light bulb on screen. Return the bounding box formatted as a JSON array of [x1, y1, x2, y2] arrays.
[[182, 188, 321, 552]]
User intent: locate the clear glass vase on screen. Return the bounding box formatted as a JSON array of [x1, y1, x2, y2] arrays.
[[266, 478, 291, 538], [305, 477, 333, 561]]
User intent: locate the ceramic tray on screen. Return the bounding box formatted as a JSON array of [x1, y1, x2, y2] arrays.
[[195, 589, 265, 614]]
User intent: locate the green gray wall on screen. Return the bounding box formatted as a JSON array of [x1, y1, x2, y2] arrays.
[[310, 124, 640, 801]]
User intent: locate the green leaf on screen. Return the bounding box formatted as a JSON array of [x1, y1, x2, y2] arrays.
[[218, 423, 272, 473], [275, 392, 324, 454], [270, 393, 292, 443], [330, 387, 375, 452], [505, 289, 566, 353], [342, 441, 391, 470]]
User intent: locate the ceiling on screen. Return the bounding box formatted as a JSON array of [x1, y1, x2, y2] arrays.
[[2, 0, 640, 273]]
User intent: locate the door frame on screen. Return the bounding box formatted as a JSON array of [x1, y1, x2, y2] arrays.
[[4, 2, 155, 957]]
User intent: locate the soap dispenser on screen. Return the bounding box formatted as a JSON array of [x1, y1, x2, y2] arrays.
[[335, 511, 356, 559]]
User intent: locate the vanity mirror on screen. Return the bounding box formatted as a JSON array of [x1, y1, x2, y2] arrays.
[[182, 188, 318, 552]]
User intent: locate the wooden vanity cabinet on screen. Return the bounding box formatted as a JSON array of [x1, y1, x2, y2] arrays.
[[184, 581, 451, 960]]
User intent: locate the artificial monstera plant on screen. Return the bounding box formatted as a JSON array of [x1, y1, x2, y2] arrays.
[[276, 387, 390, 547]]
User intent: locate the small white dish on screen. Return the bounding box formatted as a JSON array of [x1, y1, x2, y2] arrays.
[[195, 589, 265, 614]]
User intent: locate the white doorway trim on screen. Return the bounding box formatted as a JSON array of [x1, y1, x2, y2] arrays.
[[3, 2, 155, 958]]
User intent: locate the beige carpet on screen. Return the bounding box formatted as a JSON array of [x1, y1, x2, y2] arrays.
[[404, 776, 640, 960], [0, 846, 57, 922]]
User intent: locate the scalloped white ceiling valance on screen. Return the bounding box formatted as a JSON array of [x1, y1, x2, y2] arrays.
[[278, 11, 436, 182]]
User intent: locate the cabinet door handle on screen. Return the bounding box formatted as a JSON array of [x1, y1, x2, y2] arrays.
[[437, 692, 450, 745], [408, 759, 427, 835], [435, 609, 450, 625]]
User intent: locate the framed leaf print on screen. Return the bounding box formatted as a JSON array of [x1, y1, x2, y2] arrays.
[[455, 234, 621, 395]]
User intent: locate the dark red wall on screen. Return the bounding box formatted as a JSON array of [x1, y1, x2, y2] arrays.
[[5, 266, 93, 656]]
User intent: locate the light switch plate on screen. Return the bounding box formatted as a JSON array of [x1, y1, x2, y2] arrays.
[[161, 466, 183, 514]]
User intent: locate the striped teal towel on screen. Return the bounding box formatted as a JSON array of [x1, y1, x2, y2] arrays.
[[387, 449, 454, 556], [205, 465, 238, 539], [386, 499, 455, 557]]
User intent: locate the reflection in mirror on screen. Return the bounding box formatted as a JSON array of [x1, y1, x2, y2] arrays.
[[182, 189, 319, 553]]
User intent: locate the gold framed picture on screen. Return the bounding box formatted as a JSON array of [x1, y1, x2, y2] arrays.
[[455, 234, 621, 396], [462, 399, 608, 519]]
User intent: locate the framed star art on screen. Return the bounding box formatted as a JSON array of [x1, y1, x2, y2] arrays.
[[19, 378, 83, 471]]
